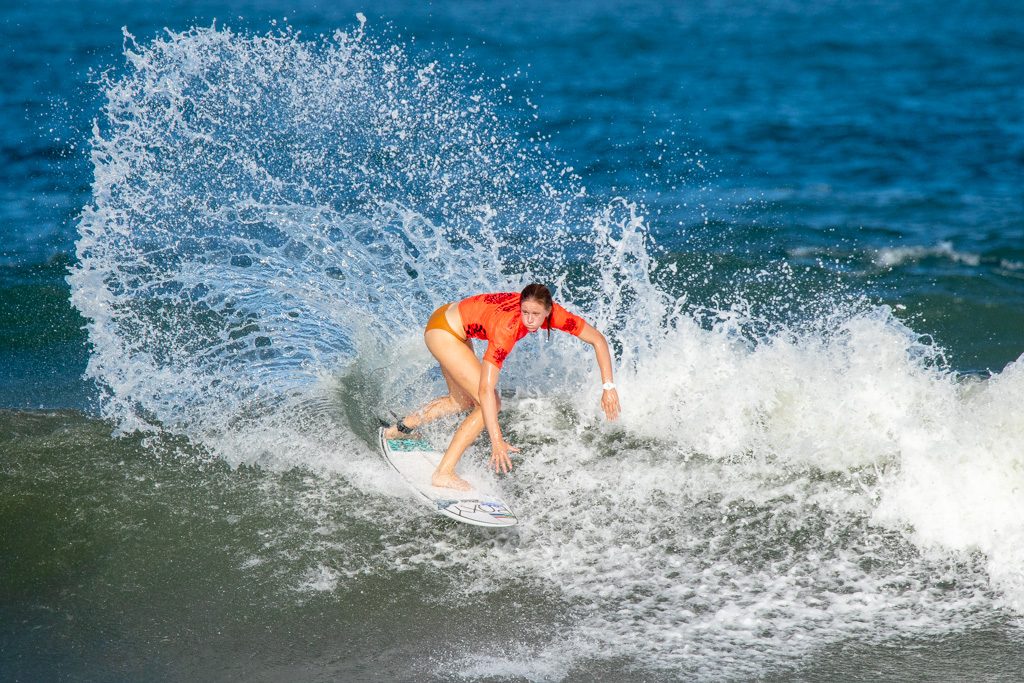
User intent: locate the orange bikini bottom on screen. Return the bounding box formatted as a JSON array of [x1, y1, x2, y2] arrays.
[[425, 304, 465, 340]]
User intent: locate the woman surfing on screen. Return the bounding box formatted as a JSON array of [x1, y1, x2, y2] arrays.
[[382, 283, 621, 491]]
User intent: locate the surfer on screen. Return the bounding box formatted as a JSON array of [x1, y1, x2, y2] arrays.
[[383, 283, 620, 490]]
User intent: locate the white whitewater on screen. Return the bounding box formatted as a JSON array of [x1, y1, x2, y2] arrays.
[[70, 22, 1024, 680]]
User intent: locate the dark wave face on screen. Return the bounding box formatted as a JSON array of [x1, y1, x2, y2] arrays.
[[3, 1, 1024, 681]]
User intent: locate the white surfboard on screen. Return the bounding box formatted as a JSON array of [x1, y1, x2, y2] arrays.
[[377, 429, 518, 527]]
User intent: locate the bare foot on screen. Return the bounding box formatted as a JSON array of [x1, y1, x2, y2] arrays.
[[383, 423, 420, 440], [431, 471, 471, 491]]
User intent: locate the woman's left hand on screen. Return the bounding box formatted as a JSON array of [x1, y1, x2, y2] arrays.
[[601, 388, 620, 421]]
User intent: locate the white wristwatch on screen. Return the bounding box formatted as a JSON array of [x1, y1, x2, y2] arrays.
[[602, 382, 616, 391]]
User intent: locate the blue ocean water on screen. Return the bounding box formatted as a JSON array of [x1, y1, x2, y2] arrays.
[[2, 1, 1023, 681]]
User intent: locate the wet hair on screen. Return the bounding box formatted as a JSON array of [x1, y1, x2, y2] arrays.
[[520, 283, 554, 339]]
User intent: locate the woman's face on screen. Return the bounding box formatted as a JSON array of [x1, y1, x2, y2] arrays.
[[520, 299, 551, 332]]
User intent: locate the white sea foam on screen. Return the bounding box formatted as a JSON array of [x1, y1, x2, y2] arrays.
[[450, 650, 575, 683], [420, 313, 1019, 678], [874, 358, 1024, 613], [873, 240, 981, 268], [299, 564, 340, 593], [70, 22, 1023, 680], [791, 241, 995, 272]]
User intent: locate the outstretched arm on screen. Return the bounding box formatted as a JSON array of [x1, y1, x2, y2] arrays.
[[577, 323, 621, 420], [479, 360, 518, 472]]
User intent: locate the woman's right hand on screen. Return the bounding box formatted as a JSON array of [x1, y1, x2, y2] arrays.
[[489, 439, 520, 474], [601, 388, 621, 420]]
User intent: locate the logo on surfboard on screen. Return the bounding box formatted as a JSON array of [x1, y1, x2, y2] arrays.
[[437, 499, 515, 520]]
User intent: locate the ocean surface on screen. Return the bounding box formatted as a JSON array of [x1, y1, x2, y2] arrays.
[[2, 0, 1023, 680]]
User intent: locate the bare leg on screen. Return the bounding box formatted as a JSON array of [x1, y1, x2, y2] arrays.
[[431, 390, 501, 491], [382, 395, 461, 439], [383, 338, 477, 440], [385, 330, 492, 490], [431, 406, 486, 490]]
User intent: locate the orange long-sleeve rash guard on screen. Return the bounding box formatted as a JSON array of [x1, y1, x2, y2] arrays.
[[457, 292, 586, 369]]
